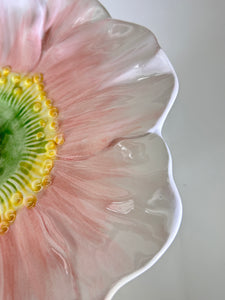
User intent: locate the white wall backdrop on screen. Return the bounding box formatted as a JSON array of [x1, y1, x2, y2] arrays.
[[100, 1, 225, 299]]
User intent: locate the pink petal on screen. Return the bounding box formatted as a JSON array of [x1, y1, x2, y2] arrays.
[[37, 134, 181, 299], [0, 0, 108, 71], [37, 19, 177, 160], [0, 0, 45, 72], [0, 208, 79, 299], [43, 0, 110, 48]]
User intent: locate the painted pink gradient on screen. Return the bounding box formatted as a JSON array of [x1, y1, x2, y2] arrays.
[[0, 1, 181, 299]]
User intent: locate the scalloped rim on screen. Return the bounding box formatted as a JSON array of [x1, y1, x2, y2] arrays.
[[104, 44, 182, 299]]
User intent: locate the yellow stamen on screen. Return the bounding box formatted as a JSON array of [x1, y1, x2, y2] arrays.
[[33, 73, 43, 83], [49, 121, 58, 130], [24, 195, 37, 208], [31, 179, 42, 192], [13, 87, 23, 96], [36, 83, 44, 91], [11, 192, 23, 207], [2, 66, 11, 76], [0, 221, 9, 235], [37, 92, 46, 101], [36, 132, 45, 140], [45, 99, 52, 108], [23, 77, 33, 87], [49, 107, 58, 118], [47, 150, 56, 158], [42, 175, 51, 187], [54, 134, 65, 145], [5, 210, 16, 224], [33, 102, 42, 112], [11, 75, 21, 84], [42, 159, 54, 175], [45, 141, 56, 151], [39, 120, 47, 127], [0, 77, 7, 85]]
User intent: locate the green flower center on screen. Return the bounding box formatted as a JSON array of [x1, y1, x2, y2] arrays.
[[0, 103, 26, 183], [0, 66, 64, 234]]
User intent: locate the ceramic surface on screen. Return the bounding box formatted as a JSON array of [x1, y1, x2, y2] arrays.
[[0, 1, 181, 299]]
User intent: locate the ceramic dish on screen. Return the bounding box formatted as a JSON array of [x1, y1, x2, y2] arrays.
[[0, 0, 182, 299]]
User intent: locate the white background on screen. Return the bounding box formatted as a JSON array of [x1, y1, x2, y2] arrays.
[[100, 0, 225, 299]]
